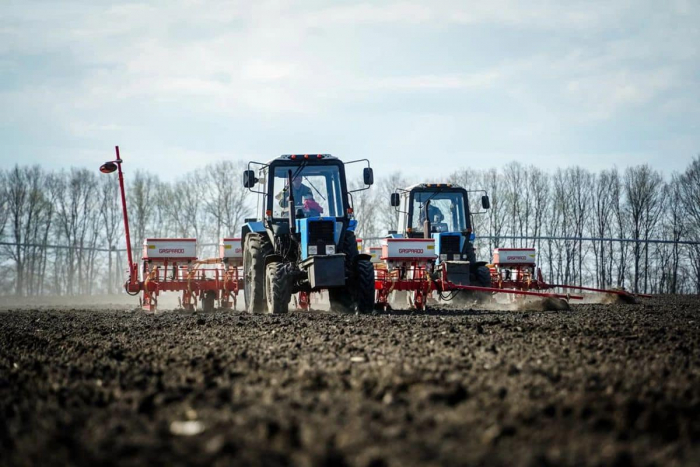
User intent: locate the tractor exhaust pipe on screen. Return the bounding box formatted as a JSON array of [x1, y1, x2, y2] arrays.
[[423, 200, 431, 239], [288, 170, 296, 234]]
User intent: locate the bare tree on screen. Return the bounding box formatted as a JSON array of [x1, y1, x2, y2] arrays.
[[377, 172, 408, 234], [483, 168, 508, 251], [545, 169, 572, 285], [502, 162, 527, 247], [99, 175, 123, 293], [610, 169, 630, 288], [5, 166, 29, 296], [658, 178, 684, 293], [54, 169, 99, 295], [591, 170, 616, 288], [349, 179, 380, 244], [624, 165, 664, 293], [5, 166, 50, 296], [0, 170, 8, 241], [567, 167, 594, 285], [199, 161, 251, 241], [678, 156, 700, 292], [127, 170, 159, 252]]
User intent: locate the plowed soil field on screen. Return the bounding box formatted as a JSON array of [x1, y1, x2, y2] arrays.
[[1, 295, 699, 466]]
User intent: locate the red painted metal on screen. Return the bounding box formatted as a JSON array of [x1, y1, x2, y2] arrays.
[[548, 284, 652, 299], [297, 291, 310, 310], [101, 146, 244, 313], [114, 146, 137, 287], [373, 263, 580, 310], [371, 245, 646, 310], [440, 282, 582, 300], [143, 238, 197, 242], [137, 259, 242, 312]]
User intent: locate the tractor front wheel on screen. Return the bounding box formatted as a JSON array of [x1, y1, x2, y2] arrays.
[[472, 265, 493, 304], [353, 260, 375, 314], [474, 265, 492, 287], [243, 234, 269, 313], [265, 262, 291, 314]]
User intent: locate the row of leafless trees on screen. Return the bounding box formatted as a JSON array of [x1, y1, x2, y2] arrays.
[[0, 161, 249, 296], [1, 157, 699, 296]]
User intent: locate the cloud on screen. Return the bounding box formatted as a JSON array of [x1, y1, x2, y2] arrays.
[[1, 0, 698, 178], [365, 72, 501, 90]]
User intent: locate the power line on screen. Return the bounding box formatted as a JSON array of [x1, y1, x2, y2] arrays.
[[0, 242, 224, 253], [477, 235, 700, 246], [2, 235, 699, 255], [360, 235, 700, 246], [0, 242, 124, 253]]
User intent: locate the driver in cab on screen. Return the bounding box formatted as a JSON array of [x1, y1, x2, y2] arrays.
[[277, 176, 324, 217]]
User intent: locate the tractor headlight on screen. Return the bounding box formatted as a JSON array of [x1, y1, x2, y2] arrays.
[[326, 245, 336, 255], [440, 254, 448, 261], [308, 245, 318, 255]]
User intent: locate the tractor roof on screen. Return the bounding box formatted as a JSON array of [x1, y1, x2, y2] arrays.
[[268, 154, 338, 164], [404, 182, 463, 191]]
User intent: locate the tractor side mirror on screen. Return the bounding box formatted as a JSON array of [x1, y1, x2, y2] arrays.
[[363, 167, 374, 186], [481, 195, 490, 210], [390, 193, 400, 207], [243, 170, 258, 188]]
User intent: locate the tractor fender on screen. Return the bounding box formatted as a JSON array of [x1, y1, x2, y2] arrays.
[[241, 221, 265, 243]]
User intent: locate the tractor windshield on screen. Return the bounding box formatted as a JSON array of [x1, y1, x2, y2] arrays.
[[272, 165, 344, 218], [410, 190, 468, 232]]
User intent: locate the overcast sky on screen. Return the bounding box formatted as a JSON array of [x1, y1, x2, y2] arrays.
[[1, 0, 698, 181]]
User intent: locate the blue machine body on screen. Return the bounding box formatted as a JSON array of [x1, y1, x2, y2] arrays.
[[296, 216, 340, 261], [243, 220, 266, 234], [432, 231, 476, 264], [433, 232, 463, 265]]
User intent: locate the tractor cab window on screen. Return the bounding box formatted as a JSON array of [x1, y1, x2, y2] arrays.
[[410, 190, 468, 233], [272, 165, 344, 219]]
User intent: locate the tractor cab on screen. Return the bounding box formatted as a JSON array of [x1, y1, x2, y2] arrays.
[[395, 184, 472, 238], [390, 183, 492, 287], [242, 154, 376, 314]]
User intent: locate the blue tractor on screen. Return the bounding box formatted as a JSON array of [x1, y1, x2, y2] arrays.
[[242, 154, 375, 314], [389, 183, 492, 290]]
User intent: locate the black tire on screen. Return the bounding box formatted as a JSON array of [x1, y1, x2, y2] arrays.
[[341, 230, 359, 263], [202, 291, 216, 312], [328, 287, 355, 313], [265, 262, 291, 314], [472, 265, 493, 304], [474, 265, 492, 287], [243, 233, 271, 313], [464, 241, 477, 264], [354, 260, 375, 314], [328, 230, 359, 313]]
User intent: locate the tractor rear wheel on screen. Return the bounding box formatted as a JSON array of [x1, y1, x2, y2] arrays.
[[265, 262, 291, 314], [354, 260, 375, 314], [244, 233, 270, 313], [329, 230, 360, 313]]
